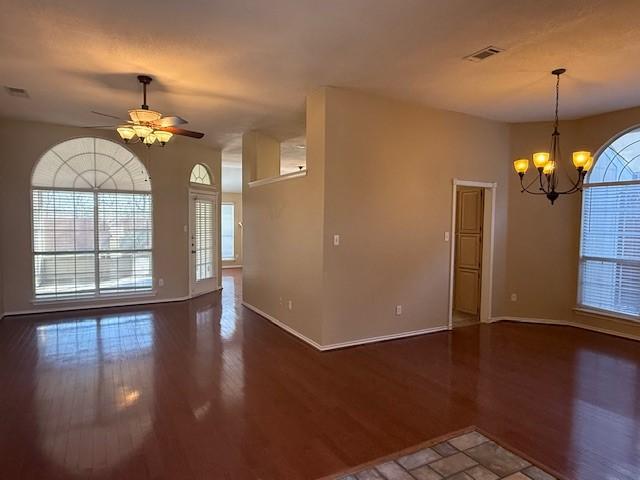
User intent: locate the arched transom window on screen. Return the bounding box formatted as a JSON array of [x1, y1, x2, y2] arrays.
[[32, 137, 153, 299], [190, 163, 212, 185], [579, 127, 640, 318]]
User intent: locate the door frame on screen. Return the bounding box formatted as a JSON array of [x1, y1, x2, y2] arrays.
[[448, 179, 497, 329], [188, 188, 220, 298]]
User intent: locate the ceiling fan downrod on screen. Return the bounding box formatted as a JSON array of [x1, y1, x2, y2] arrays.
[[137, 75, 153, 110]]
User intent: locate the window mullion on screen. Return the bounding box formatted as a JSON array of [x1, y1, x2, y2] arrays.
[[94, 190, 100, 295]]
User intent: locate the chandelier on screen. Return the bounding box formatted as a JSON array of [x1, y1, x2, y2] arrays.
[[513, 68, 593, 204]]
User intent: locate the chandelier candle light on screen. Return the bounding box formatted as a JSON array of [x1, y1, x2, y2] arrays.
[[513, 68, 593, 204]]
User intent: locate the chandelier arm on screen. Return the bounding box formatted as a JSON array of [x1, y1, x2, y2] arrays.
[[538, 171, 551, 193], [555, 171, 586, 194], [520, 175, 548, 194]]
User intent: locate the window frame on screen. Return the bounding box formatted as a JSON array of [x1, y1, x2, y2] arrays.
[[30, 138, 154, 302], [190, 163, 213, 186], [577, 126, 640, 322], [221, 202, 236, 261]]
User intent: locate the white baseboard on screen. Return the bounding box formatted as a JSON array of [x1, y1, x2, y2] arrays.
[[241, 301, 324, 350], [489, 316, 640, 342], [4, 294, 194, 318], [242, 301, 449, 351], [322, 325, 449, 350]]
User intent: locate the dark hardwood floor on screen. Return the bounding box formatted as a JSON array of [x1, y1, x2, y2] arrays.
[[1, 269, 639, 479]]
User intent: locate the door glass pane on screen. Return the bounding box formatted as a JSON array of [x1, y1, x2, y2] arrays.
[[221, 203, 235, 260], [195, 199, 214, 281]]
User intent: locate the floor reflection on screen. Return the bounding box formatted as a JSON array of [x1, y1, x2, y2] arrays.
[[572, 348, 640, 479], [2, 270, 639, 479], [35, 312, 156, 475]]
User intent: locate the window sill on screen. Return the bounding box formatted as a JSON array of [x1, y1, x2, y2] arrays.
[[248, 169, 307, 188], [573, 306, 640, 324], [33, 290, 157, 306]]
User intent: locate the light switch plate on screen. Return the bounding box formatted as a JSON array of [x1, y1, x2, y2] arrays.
[[333, 234, 340, 246]]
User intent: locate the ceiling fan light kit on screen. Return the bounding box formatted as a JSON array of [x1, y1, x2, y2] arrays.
[[110, 75, 202, 147], [513, 68, 592, 205]]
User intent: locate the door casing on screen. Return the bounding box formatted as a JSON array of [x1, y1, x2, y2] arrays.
[[188, 189, 219, 298], [448, 179, 497, 329]]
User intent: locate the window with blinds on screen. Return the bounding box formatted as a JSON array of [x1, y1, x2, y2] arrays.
[[579, 128, 640, 319], [32, 138, 153, 299], [221, 203, 235, 260]]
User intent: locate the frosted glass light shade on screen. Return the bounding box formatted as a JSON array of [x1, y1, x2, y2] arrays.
[[117, 126, 135, 141], [154, 130, 173, 145], [129, 109, 162, 123], [132, 125, 153, 138], [572, 151, 591, 169], [143, 133, 156, 145], [583, 156, 594, 172], [543, 161, 556, 175], [513, 159, 529, 174], [533, 152, 550, 169]]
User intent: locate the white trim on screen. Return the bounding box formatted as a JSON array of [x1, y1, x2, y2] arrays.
[[573, 306, 639, 323], [248, 169, 307, 188], [242, 301, 448, 351], [188, 189, 219, 298], [5, 287, 224, 318], [242, 301, 324, 349], [321, 326, 449, 350], [222, 265, 243, 269], [488, 316, 640, 342], [448, 179, 497, 330]]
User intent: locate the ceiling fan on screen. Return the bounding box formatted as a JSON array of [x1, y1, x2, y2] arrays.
[[91, 75, 205, 147]]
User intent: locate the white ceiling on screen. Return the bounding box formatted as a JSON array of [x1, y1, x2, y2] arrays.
[[2, 0, 640, 152]]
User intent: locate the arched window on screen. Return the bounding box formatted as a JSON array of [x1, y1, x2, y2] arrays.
[[32, 137, 153, 299], [190, 163, 212, 185], [579, 127, 640, 318]]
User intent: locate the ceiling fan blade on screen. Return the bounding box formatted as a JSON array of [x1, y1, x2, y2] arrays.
[[157, 126, 205, 139], [82, 125, 118, 128], [157, 115, 188, 127], [91, 110, 124, 120]]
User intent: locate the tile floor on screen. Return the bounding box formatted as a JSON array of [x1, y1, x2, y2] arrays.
[[335, 430, 556, 480]]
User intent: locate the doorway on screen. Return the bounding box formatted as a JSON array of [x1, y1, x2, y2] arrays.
[[189, 190, 218, 297], [448, 180, 496, 329]]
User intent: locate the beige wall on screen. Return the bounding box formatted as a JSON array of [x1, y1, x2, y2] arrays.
[[242, 87, 510, 347], [506, 106, 640, 338], [321, 88, 510, 345], [221, 192, 243, 267], [0, 119, 221, 315], [242, 89, 326, 343]]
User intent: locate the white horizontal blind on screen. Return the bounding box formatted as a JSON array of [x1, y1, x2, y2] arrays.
[[195, 198, 214, 281], [33, 190, 152, 298], [580, 183, 640, 317], [98, 193, 153, 293], [33, 190, 96, 297], [221, 203, 235, 260]]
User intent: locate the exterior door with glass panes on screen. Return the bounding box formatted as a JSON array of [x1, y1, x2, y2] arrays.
[[189, 191, 217, 296]]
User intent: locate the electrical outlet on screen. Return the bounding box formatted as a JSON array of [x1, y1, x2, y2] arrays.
[[288, 300, 293, 311], [158, 278, 165, 287], [333, 234, 340, 246], [279, 297, 283, 306], [395, 305, 402, 315], [510, 293, 518, 302], [444, 231, 450, 242]]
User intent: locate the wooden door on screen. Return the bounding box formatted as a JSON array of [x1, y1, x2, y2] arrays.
[[454, 187, 483, 315]]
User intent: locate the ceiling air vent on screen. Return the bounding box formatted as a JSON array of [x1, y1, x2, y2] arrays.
[[4, 86, 30, 98], [464, 46, 504, 62]]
